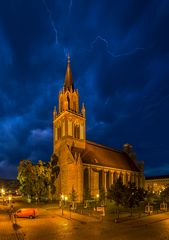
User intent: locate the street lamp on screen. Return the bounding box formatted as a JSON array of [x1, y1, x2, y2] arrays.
[[1, 188, 5, 205], [8, 196, 12, 205], [1, 188, 5, 196], [61, 194, 64, 215]]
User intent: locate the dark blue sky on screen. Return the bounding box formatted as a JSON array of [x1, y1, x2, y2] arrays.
[[0, 0, 169, 179]]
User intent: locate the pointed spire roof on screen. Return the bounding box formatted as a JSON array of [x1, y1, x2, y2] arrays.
[[64, 53, 74, 91]]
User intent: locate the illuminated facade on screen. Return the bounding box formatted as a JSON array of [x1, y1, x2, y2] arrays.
[[145, 175, 169, 194], [53, 55, 145, 202]]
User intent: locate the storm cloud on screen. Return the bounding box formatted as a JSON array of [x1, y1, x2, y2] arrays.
[[0, 0, 169, 178]]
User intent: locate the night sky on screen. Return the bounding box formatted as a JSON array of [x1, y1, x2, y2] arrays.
[[0, 0, 169, 179]]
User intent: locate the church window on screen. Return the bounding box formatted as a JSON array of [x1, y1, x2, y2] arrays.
[[74, 124, 80, 139], [83, 168, 89, 191], [62, 121, 65, 136], [80, 124, 84, 139], [68, 120, 72, 136], [67, 95, 70, 110], [58, 126, 61, 139]]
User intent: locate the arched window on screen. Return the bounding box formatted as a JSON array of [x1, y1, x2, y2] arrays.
[[74, 124, 80, 139], [67, 94, 70, 110], [57, 126, 61, 139], [84, 168, 89, 190]]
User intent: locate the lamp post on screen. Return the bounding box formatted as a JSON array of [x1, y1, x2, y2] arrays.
[[96, 194, 99, 209], [8, 196, 12, 206], [61, 194, 64, 215]]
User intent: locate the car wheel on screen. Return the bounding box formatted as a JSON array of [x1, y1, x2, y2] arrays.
[[29, 215, 33, 219]]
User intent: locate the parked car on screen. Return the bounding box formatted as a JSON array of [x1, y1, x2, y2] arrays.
[[14, 208, 38, 219]]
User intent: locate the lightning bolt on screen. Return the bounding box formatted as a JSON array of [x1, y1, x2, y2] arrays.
[[42, 0, 58, 45], [91, 36, 109, 49], [91, 35, 151, 58]]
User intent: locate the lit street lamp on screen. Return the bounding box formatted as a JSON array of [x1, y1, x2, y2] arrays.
[[1, 188, 5, 196], [8, 196, 12, 205], [61, 195, 67, 216], [1, 188, 5, 205]]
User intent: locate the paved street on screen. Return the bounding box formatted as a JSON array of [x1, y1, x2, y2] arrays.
[[1, 206, 169, 240]]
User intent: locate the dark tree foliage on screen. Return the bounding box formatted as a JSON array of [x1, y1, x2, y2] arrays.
[[125, 182, 146, 216], [17, 154, 60, 201], [83, 188, 91, 201], [160, 185, 169, 203], [107, 178, 127, 218], [50, 153, 60, 196], [99, 187, 106, 204]]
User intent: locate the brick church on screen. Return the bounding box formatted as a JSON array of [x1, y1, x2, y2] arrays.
[[53, 55, 145, 202]]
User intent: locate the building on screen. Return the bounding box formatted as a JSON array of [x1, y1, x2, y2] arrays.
[[53, 55, 145, 202], [145, 175, 169, 194]]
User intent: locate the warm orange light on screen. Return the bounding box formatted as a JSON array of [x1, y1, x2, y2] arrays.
[[1, 188, 5, 195], [61, 194, 64, 200]]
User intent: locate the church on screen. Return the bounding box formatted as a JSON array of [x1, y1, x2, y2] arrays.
[[53, 55, 145, 202]]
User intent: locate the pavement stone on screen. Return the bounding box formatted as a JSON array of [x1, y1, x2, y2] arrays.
[[0, 207, 25, 240]]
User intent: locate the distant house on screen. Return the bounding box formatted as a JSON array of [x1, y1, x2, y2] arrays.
[[145, 175, 169, 193], [0, 178, 20, 195]]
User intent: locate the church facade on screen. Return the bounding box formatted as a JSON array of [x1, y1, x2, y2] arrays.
[[53, 55, 145, 202]]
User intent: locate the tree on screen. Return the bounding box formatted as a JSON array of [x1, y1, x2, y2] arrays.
[[160, 185, 169, 203], [17, 156, 60, 202], [69, 187, 77, 209], [99, 187, 106, 205], [83, 188, 91, 201], [50, 153, 60, 199], [125, 183, 146, 216], [107, 179, 127, 219], [17, 160, 35, 199], [32, 160, 50, 202]]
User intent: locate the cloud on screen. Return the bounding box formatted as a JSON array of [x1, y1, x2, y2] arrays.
[[0, 0, 169, 178]]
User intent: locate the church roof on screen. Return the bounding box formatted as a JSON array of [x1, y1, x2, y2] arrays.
[[145, 175, 169, 180], [80, 141, 140, 172], [64, 54, 74, 91]]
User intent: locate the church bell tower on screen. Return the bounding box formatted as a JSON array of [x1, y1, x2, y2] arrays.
[[53, 54, 86, 152], [53, 55, 85, 202]]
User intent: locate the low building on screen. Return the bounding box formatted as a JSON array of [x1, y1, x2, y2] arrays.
[[145, 175, 169, 194]]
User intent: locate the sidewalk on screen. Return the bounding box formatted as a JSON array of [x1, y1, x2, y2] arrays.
[[54, 207, 169, 226], [55, 208, 99, 223], [0, 208, 25, 240]]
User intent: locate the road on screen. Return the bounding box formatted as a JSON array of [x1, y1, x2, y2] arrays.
[[1, 207, 169, 240]]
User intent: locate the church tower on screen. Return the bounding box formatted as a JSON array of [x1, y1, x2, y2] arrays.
[[53, 54, 86, 151], [53, 54, 86, 201]]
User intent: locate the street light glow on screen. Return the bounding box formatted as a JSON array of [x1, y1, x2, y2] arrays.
[[1, 188, 5, 195]]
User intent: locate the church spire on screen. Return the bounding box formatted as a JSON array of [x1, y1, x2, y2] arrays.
[[64, 53, 74, 91]]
